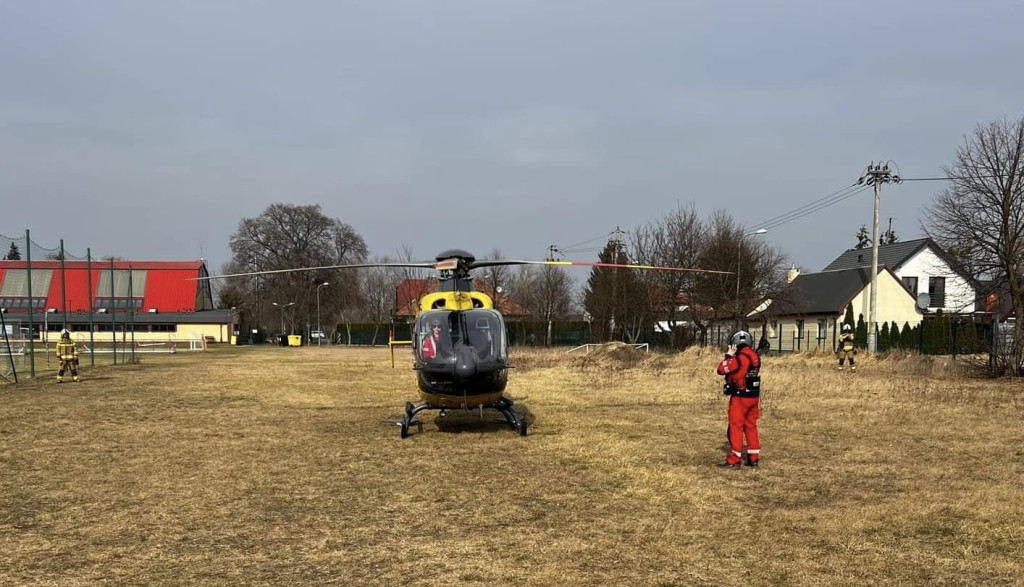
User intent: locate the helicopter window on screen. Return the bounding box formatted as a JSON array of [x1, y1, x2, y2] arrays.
[[463, 310, 506, 361], [416, 311, 454, 360]]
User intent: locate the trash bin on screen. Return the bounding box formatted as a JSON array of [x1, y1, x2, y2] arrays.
[[288, 335, 302, 347], [230, 335, 237, 345]]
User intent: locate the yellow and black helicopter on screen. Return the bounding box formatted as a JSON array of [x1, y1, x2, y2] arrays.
[[207, 249, 729, 438]]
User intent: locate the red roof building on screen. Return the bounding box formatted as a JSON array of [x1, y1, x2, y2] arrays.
[[0, 260, 213, 313], [0, 260, 234, 342]]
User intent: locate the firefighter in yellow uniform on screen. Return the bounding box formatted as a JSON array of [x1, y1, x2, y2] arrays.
[[836, 323, 856, 371], [56, 329, 80, 383]]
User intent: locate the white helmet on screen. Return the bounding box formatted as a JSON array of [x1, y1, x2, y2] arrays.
[[842, 323, 852, 333], [60, 328, 71, 338], [730, 330, 753, 348]]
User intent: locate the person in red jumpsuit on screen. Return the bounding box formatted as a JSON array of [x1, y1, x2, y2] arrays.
[[421, 320, 442, 359], [716, 330, 761, 469]]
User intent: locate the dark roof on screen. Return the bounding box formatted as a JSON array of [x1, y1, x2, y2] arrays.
[[769, 267, 910, 316], [822, 238, 931, 272]]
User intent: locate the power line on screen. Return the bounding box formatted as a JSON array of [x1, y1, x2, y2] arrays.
[[755, 184, 871, 231], [560, 230, 619, 252], [901, 175, 1006, 182]]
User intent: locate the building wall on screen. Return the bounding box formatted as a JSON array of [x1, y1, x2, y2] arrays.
[[852, 270, 923, 327], [56, 323, 229, 345], [770, 313, 839, 352], [748, 271, 922, 352], [896, 248, 975, 313]]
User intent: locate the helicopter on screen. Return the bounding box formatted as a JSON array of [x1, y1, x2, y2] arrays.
[[204, 248, 730, 438]]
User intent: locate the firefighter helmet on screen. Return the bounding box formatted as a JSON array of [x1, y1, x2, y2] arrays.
[[60, 328, 71, 339], [842, 323, 852, 333], [730, 330, 753, 348]]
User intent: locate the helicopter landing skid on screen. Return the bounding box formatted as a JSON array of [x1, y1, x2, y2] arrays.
[[400, 397, 528, 438]]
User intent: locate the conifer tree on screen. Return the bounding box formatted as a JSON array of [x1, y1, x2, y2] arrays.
[[879, 322, 890, 352], [4, 242, 20, 260], [855, 314, 868, 348], [854, 225, 871, 249], [900, 322, 915, 350], [959, 318, 980, 354]]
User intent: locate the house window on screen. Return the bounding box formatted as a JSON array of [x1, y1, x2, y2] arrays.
[[929, 277, 946, 308], [796, 319, 804, 339], [817, 319, 827, 341], [903, 276, 918, 295], [0, 297, 46, 309]]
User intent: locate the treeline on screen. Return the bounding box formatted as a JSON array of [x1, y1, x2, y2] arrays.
[[850, 311, 986, 356], [217, 203, 792, 349]]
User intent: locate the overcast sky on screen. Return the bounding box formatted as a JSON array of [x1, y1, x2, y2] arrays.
[[2, 1, 1022, 276]]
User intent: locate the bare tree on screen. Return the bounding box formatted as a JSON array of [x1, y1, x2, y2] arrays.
[[684, 210, 789, 345], [924, 116, 1024, 374], [478, 248, 510, 312], [224, 203, 368, 334], [630, 204, 706, 347], [511, 264, 574, 345], [357, 257, 404, 346]]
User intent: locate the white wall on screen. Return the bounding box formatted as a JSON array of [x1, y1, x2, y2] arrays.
[[896, 248, 975, 314]]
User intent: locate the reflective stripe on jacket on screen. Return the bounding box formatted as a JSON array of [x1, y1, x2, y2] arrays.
[[56, 340, 78, 360]]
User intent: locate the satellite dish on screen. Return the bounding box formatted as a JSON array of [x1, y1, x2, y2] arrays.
[[916, 293, 930, 310]]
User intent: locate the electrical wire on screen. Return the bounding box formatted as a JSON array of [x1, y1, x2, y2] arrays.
[[560, 230, 618, 252], [754, 184, 871, 232], [901, 175, 1007, 182]]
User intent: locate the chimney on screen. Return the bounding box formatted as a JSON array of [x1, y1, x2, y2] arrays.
[[787, 265, 800, 283]]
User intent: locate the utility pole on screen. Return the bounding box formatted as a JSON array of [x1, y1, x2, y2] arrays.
[[610, 227, 625, 341], [857, 162, 901, 353]]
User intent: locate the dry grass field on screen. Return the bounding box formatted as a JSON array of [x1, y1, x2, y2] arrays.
[[2, 345, 1023, 586]]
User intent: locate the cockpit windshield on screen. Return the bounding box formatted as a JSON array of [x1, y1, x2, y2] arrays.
[[462, 309, 506, 361], [415, 309, 507, 362], [416, 311, 452, 361]]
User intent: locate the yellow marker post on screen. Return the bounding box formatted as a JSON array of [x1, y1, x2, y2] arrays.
[[388, 329, 412, 368]]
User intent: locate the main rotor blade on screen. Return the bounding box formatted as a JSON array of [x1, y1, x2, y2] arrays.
[[193, 261, 437, 280], [472, 259, 734, 274]]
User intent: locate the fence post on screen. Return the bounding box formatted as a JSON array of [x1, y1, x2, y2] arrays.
[[25, 229, 35, 378]]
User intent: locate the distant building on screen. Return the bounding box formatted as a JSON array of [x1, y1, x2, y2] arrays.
[[0, 260, 236, 343], [822, 238, 977, 315], [750, 266, 921, 352]]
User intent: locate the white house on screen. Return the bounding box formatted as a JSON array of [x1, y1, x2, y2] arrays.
[[821, 238, 977, 315]]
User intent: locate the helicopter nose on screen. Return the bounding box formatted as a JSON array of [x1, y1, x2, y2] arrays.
[[454, 346, 477, 378]]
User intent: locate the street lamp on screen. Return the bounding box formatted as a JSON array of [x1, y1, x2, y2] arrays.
[[271, 302, 295, 335], [316, 282, 330, 347], [736, 228, 768, 331], [44, 308, 57, 344]]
